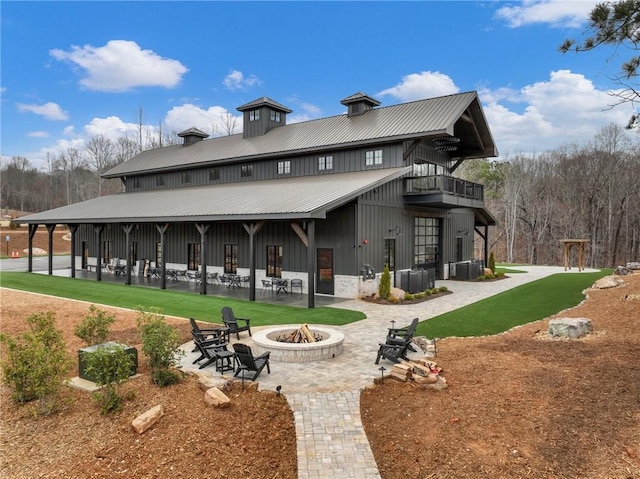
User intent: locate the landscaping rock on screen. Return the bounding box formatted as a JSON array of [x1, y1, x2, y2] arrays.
[[594, 276, 624, 289], [131, 405, 164, 434], [204, 387, 231, 407], [548, 318, 593, 338], [197, 374, 232, 392], [389, 287, 405, 301]]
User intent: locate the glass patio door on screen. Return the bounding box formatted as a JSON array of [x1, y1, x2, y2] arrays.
[[316, 248, 334, 295]]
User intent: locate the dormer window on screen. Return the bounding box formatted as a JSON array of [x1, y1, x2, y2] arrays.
[[249, 110, 260, 121], [181, 171, 191, 184], [270, 110, 281, 122], [318, 155, 333, 171]]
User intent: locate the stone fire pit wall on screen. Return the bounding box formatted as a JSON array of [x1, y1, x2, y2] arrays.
[[251, 325, 345, 363]]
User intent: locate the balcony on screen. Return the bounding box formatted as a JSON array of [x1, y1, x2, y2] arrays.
[[403, 175, 485, 209]]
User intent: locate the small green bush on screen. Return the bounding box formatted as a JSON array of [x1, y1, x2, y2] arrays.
[[423, 289, 432, 296], [84, 344, 135, 414], [488, 252, 496, 274], [378, 264, 391, 301], [74, 305, 115, 346], [0, 311, 72, 415], [438, 286, 448, 292], [136, 307, 184, 387], [404, 292, 414, 301]]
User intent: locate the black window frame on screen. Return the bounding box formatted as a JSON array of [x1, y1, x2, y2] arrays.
[[241, 164, 253, 178], [188, 242, 200, 271], [266, 244, 283, 278], [224, 243, 238, 274]]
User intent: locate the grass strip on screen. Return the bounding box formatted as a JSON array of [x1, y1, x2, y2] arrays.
[[418, 270, 611, 338], [0, 272, 365, 326]]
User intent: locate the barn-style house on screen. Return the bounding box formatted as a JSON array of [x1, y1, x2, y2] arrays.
[[17, 91, 497, 308]]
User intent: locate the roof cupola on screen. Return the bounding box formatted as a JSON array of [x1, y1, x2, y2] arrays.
[[177, 127, 209, 146], [340, 92, 380, 117], [237, 97, 292, 139]]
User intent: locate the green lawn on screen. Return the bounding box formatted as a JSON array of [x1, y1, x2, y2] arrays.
[[0, 272, 365, 326], [1, 269, 612, 338], [418, 269, 611, 338]]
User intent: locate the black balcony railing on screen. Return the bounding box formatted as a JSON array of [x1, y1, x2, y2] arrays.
[[405, 175, 484, 201]]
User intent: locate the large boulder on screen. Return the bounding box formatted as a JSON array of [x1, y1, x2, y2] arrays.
[[594, 276, 624, 289], [548, 318, 593, 338]]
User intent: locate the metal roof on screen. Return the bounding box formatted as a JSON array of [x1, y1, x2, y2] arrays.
[[18, 167, 412, 225], [104, 91, 497, 179]]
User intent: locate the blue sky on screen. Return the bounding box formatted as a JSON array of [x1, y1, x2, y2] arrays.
[[1, 0, 637, 170]]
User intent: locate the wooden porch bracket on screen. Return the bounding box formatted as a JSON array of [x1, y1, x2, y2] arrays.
[[195, 224, 210, 295], [156, 224, 169, 290], [290, 222, 308, 247], [242, 222, 263, 301], [122, 224, 134, 285], [28, 224, 38, 272]]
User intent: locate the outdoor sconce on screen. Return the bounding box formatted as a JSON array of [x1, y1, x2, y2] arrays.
[[457, 228, 469, 236], [388, 226, 402, 236]]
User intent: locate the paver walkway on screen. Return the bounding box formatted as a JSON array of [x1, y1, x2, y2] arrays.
[[179, 266, 599, 479]]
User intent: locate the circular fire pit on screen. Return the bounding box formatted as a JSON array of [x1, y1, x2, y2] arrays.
[[252, 325, 345, 363]]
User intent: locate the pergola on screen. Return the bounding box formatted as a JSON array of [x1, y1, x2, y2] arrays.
[[559, 239, 590, 271]]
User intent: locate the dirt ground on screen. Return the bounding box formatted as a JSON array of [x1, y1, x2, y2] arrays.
[[362, 273, 640, 479], [1, 229, 639, 478], [0, 226, 71, 256]]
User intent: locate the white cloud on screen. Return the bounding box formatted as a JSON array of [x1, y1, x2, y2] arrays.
[[495, 0, 597, 28], [50, 40, 188, 92], [63, 126, 75, 135], [16, 102, 68, 120], [222, 70, 262, 91], [28, 131, 49, 138], [481, 69, 633, 156], [378, 72, 460, 101], [83, 116, 142, 140], [164, 103, 242, 135]]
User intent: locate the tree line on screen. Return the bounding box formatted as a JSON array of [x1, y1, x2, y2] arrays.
[[462, 124, 640, 268]]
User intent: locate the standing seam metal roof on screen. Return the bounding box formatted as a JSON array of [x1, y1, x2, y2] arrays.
[[103, 92, 484, 178], [18, 167, 412, 224]]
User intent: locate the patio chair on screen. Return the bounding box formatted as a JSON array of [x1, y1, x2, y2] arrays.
[[191, 332, 233, 372], [387, 317, 419, 352], [375, 335, 413, 364], [221, 307, 252, 340], [189, 317, 229, 343], [232, 343, 270, 381]]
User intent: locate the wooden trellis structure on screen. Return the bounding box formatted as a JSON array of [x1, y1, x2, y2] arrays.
[[559, 239, 590, 271]]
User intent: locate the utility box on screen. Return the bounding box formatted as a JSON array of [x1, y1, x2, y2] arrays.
[[78, 341, 138, 383], [400, 269, 435, 293]]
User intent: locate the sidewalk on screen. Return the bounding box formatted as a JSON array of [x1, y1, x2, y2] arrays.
[[178, 266, 600, 479]]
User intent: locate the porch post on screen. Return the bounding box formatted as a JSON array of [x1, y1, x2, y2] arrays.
[[307, 220, 315, 309], [46, 224, 56, 275], [27, 224, 38, 272], [94, 225, 105, 281], [68, 224, 79, 278], [156, 224, 169, 290], [195, 224, 210, 295], [243, 222, 263, 303], [484, 225, 489, 268], [122, 224, 134, 285]]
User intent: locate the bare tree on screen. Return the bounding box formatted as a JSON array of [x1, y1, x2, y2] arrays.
[[84, 135, 115, 196]]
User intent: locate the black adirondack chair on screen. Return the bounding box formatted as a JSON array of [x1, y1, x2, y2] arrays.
[[375, 336, 413, 364], [191, 332, 232, 371], [221, 307, 252, 340], [232, 343, 270, 381], [387, 317, 419, 352], [190, 317, 229, 343]]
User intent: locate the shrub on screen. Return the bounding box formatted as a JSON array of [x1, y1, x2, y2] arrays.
[[0, 311, 72, 415], [83, 344, 135, 414], [424, 289, 432, 296], [404, 292, 414, 301], [74, 305, 115, 346], [378, 264, 391, 301], [438, 286, 448, 293], [136, 307, 184, 387], [488, 252, 496, 274]]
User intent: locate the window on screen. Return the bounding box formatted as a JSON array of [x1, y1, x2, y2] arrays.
[[132, 177, 140, 189], [129, 242, 138, 269], [224, 244, 238, 274], [270, 110, 281, 122], [209, 168, 219, 181], [181, 171, 191, 184], [102, 241, 112, 263], [266, 245, 283, 278], [156, 175, 165, 187], [241, 165, 253, 178], [414, 217, 439, 271], [155, 242, 162, 267], [188, 243, 200, 270], [277, 160, 290, 175], [249, 109, 260, 121], [318, 155, 333, 171], [365, 149, 382, 166]]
